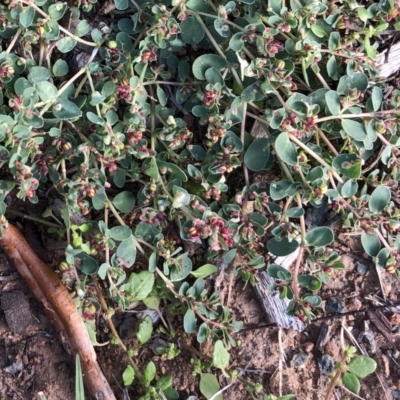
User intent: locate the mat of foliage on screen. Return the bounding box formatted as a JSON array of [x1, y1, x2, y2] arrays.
[[0, 0, 400, 398]]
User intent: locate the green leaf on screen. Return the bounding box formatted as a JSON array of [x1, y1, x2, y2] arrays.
[[53, 59, 69, 77], [342, 372, 360, 394], [156, 375, 173, 391], [75, 252, 98, 275], [306, 227, 334, 246], [143, 295, 160, 310], [156, 85, 167, 107], [326, 56, 337, 78], [75, 355, 84, 399], [172, 186, 190, 208], [244, 138, 270, 171], [143, 157, 160, 181], [114, 0, 129, 10], [199, 373, 222, 400], [87, 111, 104, 125], [329, 32, 340, 51], [52, 98, 82, 120], [267, 264, 292, 280], [267, 237, 299, 257], [117, 236, 137, 267], [325, 90, 340, 116], [275, 132, 297, 166], [183, 308, 196, 333], [192, 54, 227, 80], [127, 271, 154, 300], [137, 316, 153, 344], [75, 20, 90, 37], [113, 191, 136, 213], [48, 2, 67, 20], [224, 249, 237, 264], [361, 233, 380, 257], [298, 274, 322, 291], [270, 180, 292, 200], [213, 340, 230, 370], [377, 247, 390, 269], [286, 207, 304, 218], [109, 226, 132, 241], [180, 17, 204, 44], [357, 7, 368, 23], [337, 73, 368, 94], [143, 361, 156, 384], [122, 365, 135, 386], [36, 81, 59, 102], [348, 356, 377, 378], [341, 179, 358, 198], [229, 32, 245, 51], [57, 37, 77, 53], [371, 86, 382, 111], [191, 264, 217, 278], [28, 66, 50, 83], [369, 186, 390, 213], [332, 154, 362, 179], [311, 24, 327, 38], [20, 6, 35, 28], [342, 119, 367, 141]]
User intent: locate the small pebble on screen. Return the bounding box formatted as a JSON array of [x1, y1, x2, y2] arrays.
[[392, 390, 400, 399], [304, 342, 314, 352], [356, 261, 369, 274], [325, 297, 345, 313], [119, 315, 137, 339], [4, 362, 23, 374], [291, 352, 309, 368], [318, 354, 335, 375]]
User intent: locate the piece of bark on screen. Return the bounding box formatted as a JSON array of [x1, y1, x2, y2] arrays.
[[378, 41, 400, 79], [368, 310, 394, 346], [316, 323, 331, 350], [250, 122, 304, 330], [0, 223, 116, 400], [254, 246, 304, 331]]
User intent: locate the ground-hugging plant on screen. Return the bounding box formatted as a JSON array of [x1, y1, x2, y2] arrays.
[[0, 0, 399, 397], [325, 346, 377, 399]]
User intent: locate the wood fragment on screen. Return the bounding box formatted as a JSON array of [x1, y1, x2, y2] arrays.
[[254, 245, 304, 331], [316, 323, 331, 350], [378, 41, 400, 79], [367, 310, 393, 345]]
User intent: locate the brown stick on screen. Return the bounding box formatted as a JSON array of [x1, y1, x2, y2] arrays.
[[0, 223, 116, 400]]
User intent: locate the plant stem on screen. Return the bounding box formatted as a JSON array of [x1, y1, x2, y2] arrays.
[[288, 134, 344, 183], [317, 129, 339, 156], [86, 70, 101, 116], [291, 246, 303, 299], [324, 368, 342, 400], [315, 72, 330, 90], [315, 109, 397, 123], [375, 228, 393, 250], [193, 13, 227, 60], [197, 12, 247, 32], [5, 209, 63, 229], [22, 1, 97, 47], [377, 132, 400, 156], [325, 353, 347, 400], [241, 103, 250, 211], [94, 282, 142, 378], [5, 27, 22, 54], [142, 80, 201, 86]]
